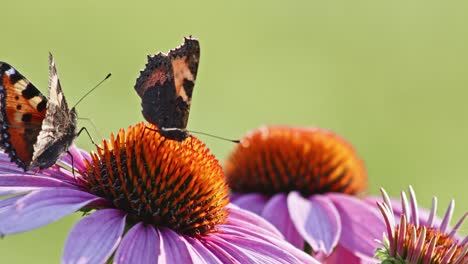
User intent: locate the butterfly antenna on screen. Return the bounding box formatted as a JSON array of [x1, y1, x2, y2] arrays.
[[78, 117, 103, 139], [186, 129, 240, 143], [72, 73, 111, 109]]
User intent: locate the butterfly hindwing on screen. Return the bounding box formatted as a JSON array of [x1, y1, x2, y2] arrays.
[[30, 53, 77, 170], [135, 37, 200, 141], [0, 62, 47, 169]]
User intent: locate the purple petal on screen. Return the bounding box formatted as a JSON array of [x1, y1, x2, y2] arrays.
[[224, 204, 283, 239], [0, 175, 77, 193], [113, 223, 160, 264], [204, 235, 255, 263], [327, 193, 384, 259], [0, 188, 104, 235], [63, 209, 126, 264], [184, 236, 225, 264], [0, 157, 29, 174], [159, 227, 206, 263], [213, 233, 318, 264], [216, 225, 319, 264], [0, 195, 24, 209], [198, 236, 240, 263], [288, 192, 340, 255], [261, 193, 304, 248], [231, 193, 269, 215]]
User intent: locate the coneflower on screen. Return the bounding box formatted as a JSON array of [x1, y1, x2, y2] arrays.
[[225, 125, 385, 263], [0, 123, 318, 263]]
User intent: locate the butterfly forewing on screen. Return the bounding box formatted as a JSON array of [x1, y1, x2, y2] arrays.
[[0, 62, 47, 169]]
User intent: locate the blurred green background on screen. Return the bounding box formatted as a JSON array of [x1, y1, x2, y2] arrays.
[[1, 0, 467, 262]]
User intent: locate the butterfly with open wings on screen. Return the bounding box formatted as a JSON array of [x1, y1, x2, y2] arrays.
[[134, 37, 200, 141]]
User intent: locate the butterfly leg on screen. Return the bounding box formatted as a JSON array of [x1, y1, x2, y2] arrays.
[[76, 127, 102, 150], [66, 150, 77, 180]]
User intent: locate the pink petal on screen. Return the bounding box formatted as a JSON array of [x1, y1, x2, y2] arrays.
[[63, 209, 126, 264], [231, 193, 269, 215], [114, 223, 160, 264], [288, 192, 340, 255], [261, 193, 304, 248], [0, 188, 104, 235], [322, 245, 378, 264], [328, 193, 384, 259]]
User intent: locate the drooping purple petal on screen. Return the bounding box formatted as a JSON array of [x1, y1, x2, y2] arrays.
[[261, 193, 304, 248], [217, 225, 319, 264], [113, 223, 161, 264], [63, 209, 126, 264], [230, 193, 269, 215], [327, 193, 384, 259], [0, 195, 24, 210], [322, 245, 378, 264], [0, 188, 104, 235], [0, 155, 28, 174], [213, 233, 319, 264], [184, 236, 226, 264], [204, 234, 254, 263], [159, 227, 208, 263], [0, 175, 78, 194], [0, 190, 25, 197], [224, 205, 283, 239], [288, 192, 340, 255]]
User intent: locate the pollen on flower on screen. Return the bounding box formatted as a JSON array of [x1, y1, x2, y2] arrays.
[[224, 126, 367, 196], [81, 122, 229, 236]]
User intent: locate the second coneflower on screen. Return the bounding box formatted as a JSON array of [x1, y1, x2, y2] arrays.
[[0, 123, 318, 263], [225, 126, 386, 263]]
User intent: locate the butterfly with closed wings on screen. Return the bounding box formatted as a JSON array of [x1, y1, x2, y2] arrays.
[[0, 53, 100, 171]]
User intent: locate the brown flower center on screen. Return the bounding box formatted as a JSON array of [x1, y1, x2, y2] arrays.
[[81, 123, 229, 236], [224, 126, 367, 196]]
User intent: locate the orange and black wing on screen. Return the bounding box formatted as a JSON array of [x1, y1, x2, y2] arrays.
[[0, 62, 47, 169], [134, 37, 200, 141]]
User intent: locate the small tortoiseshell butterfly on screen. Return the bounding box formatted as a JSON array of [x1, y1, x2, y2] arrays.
[[0, 53, 77, 171], [134, 37, 200, 141]]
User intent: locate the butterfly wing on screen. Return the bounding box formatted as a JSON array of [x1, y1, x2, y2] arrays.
[[30, 53, 77, 170], [134, 37, 200, 141], [0, 62, 48, 169]]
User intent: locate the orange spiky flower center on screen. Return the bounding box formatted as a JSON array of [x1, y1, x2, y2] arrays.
[[81, 123, 229, 237], [225, 126, 367, 196]]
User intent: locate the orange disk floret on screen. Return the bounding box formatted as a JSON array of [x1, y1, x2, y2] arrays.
[[224, 126, 367, 196], [82, 122, 229, 236]]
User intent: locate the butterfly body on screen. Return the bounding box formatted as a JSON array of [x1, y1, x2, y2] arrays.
[[135, 37, 200, 141], [0, 54, 78, 171]]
